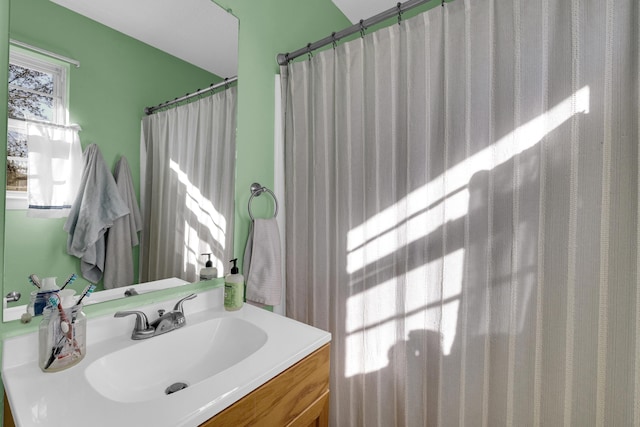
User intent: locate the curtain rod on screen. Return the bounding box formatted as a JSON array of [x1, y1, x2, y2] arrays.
[[277, 0, 440, 65], [144, 76, 238, 115], [13, 117, 81, 131], [10, 39, 80, 68]]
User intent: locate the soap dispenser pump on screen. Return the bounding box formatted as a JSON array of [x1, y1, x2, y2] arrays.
[[199, 253, 218, 281], [224, 258, 244, 311]]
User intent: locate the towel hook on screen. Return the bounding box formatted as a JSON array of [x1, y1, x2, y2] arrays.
[[248, 182, 279, 221]]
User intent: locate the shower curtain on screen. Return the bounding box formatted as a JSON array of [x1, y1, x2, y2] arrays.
[[282, 0, 639, 426], [139, 87, 236, 283]]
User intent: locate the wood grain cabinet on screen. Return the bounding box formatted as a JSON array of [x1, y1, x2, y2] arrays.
[[201, 343, 331, 427], [3, 393, 15, 427]]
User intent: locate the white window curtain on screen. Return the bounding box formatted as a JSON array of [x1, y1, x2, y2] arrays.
[[282, 0, 639, 426], [26, 122, 83, 218], [139, 87, 236, 283]]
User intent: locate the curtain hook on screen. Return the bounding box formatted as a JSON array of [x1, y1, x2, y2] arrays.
[[359, 19, 366, 38], [306, 43, 313, 61], [331, 32, 338, 49], [442, 0, 445, 6], [397, 2, 403, 25], [224, 77, 229, 90]]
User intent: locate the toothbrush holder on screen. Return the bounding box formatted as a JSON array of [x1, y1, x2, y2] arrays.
[[38, 304, 86, 372]]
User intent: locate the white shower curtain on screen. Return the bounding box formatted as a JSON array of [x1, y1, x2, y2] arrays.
[[139, 87, 236, 283], [282, 0, 639, 426]]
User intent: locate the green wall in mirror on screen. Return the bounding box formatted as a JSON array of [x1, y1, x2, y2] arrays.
[[3, 0, 223, 305], [214, 0, 350, 268]]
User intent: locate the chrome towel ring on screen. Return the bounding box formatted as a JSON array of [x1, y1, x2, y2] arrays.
[[248, 182, 279, 220]]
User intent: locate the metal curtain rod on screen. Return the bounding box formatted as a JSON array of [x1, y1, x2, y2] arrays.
[[277, 0, 437, 65], [14, 117, 81, 131], [10, 39, 80, 68], [144, 76, 238, 115]]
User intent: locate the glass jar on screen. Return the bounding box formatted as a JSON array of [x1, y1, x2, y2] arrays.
[[38, 304, 86, 372]]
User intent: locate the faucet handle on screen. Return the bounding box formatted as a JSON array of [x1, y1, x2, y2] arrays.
[[114, 310, 155, 340], [173, 293, 197, 314]]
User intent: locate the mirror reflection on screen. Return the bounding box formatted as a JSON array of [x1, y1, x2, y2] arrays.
[[4, 0, 239, 321]]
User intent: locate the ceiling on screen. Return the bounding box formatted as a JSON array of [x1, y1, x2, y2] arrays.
[[49, 0, 401, 78], [332, 0, 403, 24], [49, 0, 239, 78]]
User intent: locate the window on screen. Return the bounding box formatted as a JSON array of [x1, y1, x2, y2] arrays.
[[6, 47, 68, 208]]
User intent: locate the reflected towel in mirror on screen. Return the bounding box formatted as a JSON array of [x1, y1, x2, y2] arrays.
[[64, 144, 129, 283], [103, 156, 142, 289]]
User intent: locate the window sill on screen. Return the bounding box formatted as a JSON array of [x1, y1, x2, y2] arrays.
[[6, 191, 27, 210]]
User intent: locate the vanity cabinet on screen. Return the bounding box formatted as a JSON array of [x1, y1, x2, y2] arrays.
[[200, 343, 331, 427], [3, 393, 15, 427], [3, 344, 330, 427]]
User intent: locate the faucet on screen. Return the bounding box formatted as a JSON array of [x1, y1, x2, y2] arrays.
[[114, 294, 197, 340], [124, 288, 139, 297]]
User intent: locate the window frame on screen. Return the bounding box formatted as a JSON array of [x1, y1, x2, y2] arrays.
[[6, 47, 69, 209]]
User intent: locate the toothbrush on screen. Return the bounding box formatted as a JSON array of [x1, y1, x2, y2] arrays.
[[43, 335, 65, 370], [60, 273, 77, 290], [75, 284, 96, 306], [28, 274, 41, 289], [49, 296, 72, 340]]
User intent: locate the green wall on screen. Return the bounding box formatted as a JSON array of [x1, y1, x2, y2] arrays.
[[212, 0, 350, 270], [3, 0, 220, 301], [0, 0, 377, 423]]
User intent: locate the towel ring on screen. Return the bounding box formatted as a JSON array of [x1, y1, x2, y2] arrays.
[[248, 182, 278, 221]]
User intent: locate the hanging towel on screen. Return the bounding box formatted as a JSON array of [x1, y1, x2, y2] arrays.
[[103, 156, 142, 289], [63, 144, 129, 283], [26, 122, 83, 218], [243, 218, 282, 306]]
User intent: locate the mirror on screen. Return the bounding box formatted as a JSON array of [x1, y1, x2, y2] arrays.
[[3, 0, 238, 321]]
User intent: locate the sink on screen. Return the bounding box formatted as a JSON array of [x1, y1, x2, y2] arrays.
[[85, 317, 267, 403], [2, 285, 331, 427]]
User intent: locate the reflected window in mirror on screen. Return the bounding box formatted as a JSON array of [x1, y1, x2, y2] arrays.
[[6, 47, 68, 209]]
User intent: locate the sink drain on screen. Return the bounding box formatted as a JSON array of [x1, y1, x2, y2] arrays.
[[165, 382, 189, 395]]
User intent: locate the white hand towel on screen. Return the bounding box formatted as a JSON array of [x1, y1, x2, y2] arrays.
[[244, 218, 282, 306], [103, 156, 142, 289]]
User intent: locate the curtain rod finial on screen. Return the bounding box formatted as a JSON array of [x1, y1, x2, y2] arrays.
[[277, 53, 289, 66]]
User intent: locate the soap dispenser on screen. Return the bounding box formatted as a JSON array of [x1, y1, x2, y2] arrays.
[[199, 253, 218, 281], [224, 258, 244, 311]]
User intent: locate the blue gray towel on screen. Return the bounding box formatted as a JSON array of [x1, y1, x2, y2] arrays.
[[64, 144, 129, 283]]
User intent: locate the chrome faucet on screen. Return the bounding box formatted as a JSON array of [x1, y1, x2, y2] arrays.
[[123, 287, 139, 297], [114, 294, 197, 340]]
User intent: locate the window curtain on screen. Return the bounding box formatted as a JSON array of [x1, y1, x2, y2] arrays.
[[26, 122, 82, 218], [139, 87, 236, 283], [282, 0, 639, 426]]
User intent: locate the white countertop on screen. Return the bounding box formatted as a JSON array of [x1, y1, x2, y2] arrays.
[[2, 287, 331, 427]]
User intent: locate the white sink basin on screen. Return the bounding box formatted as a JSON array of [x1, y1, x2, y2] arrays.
[[85, 317, 267, 403], [2, 286, 331, 427]]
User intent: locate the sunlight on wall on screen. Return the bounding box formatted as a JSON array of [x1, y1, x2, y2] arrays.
[[169, 159, 227, 273], [344, 86, 590, 377]]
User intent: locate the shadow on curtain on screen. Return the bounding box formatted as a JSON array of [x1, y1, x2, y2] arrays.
[[283, 0, 639, 425], [139, 87, 236, 283]]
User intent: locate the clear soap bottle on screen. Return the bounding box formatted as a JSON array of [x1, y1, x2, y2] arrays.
[[199, 253, 218, 281]]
